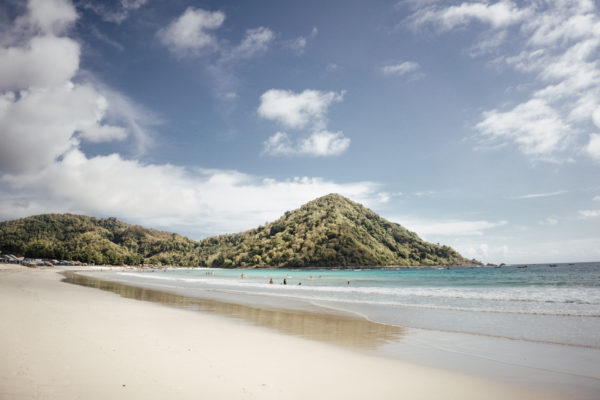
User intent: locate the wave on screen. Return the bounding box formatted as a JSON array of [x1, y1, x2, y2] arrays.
[[115, 272, 600, 306]]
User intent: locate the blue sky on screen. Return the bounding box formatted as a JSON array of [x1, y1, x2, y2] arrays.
[[1, 0, 599, 263]]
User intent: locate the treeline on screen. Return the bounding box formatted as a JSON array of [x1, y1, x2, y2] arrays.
[[0, 214, 200, 266]]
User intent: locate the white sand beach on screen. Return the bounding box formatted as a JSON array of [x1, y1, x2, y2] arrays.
[[0, 264, 578, 400]]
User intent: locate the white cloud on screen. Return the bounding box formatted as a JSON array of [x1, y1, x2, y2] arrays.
[[287, 27, 318, 55], [157, 8, 225, 56], [222, 26, 274, 62], [389, 215, 507, 236], [263, 131, 351, 157], [410, 0, 530, 31], [0, 35, 80, 90], [507, 190, 568, 200], [259, 89, 350, 157], [263, 132, 295, 156], [299, 131, 350, 156], [409, 1, 600, 162], [0, 148, 385, 237], [585, 134, 600, 161], [476, 99, 572, 157], [579, 209, 600, 218], [381, 61, 420, 77], [0, 83, 130, 174], [0, 0, 154, 170], [26, 0, 78, 35], [593, 195, 600, 201], [258, 89, 344, 130]]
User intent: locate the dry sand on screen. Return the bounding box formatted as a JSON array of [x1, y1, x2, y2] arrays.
[[0, 264, 576, 399]]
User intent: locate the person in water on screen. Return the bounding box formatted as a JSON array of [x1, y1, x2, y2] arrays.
[[269, 278, 273, 284], [283, 278, 287, 285]]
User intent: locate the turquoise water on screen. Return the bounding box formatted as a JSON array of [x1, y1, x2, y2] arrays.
[[93, 262, 600, 347]]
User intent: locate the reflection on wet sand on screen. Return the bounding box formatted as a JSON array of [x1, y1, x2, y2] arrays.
[[63, 272, 403, 350]]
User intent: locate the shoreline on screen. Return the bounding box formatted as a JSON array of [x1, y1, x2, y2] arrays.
[[0, 264, 593, 399]]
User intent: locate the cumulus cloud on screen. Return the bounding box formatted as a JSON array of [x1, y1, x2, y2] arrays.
[[476, 99, 572, 156], [259, 89, 350, 156], [157, 8, 225, 56], [264, 130, 350, 157], [380, 61, 420, 77], [408, 1, 600, 162], [258, 89, 344, 130], [25, 0, 78, 35], [299, 131, 350, 156], [0, 35, 80, 90], [0, 0, 146, 174]]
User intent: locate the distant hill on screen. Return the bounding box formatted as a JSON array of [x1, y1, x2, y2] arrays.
[[0, 213, 198, 266], [0, 194, 478, 267]]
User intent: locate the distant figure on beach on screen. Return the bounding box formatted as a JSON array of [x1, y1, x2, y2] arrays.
[[347, 281, 350, 286], [241, 273, 244, 279], [283, 278, 287, 285], [269, 278, 273, 284], [298, 282, 302, 286]]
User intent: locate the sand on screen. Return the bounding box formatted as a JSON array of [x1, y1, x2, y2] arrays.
[[0, 264, 576, 399]]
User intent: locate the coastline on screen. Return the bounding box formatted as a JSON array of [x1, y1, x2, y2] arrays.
[[0, 264, 589, 399]]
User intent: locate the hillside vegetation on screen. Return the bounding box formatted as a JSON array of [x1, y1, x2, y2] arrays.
[[0, 213, 198, 266], [0, 194, 477, 267]]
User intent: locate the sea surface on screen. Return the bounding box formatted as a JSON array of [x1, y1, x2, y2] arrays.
[[86, 262, 600, 348], [76, 262, 600, 398]]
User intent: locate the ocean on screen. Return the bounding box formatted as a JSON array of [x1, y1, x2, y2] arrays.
[[73, 262, 600, 397], [84, 262, 600, 348]]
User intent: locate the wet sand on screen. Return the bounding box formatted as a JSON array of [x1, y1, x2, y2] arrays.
[[0, 264, 579, 399]]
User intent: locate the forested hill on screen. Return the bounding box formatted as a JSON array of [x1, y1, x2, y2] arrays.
[[0, 194, 478, 267], [0, 214, 198, 266], [196, 194, 476, 267]]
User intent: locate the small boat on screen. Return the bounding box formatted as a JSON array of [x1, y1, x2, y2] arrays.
[[517, 265, 528, 268], [549, 264, 557, 267]]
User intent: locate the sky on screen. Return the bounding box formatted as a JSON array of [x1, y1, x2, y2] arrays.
[[1, 0, 599, 264]]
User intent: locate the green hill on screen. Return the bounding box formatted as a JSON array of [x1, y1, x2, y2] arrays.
[[196, 194, 475, 267], [0, 213, 198, 266], [0, 194, 478, 267]]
